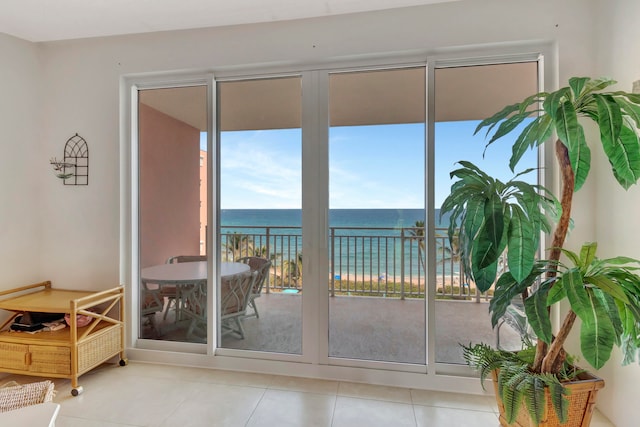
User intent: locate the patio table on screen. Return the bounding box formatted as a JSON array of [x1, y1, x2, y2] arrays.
[[141, 261, 249, 285], [141, 261, 250, 333]]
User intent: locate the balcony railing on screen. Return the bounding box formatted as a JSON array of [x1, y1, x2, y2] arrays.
[[221, 225, 493, 301]]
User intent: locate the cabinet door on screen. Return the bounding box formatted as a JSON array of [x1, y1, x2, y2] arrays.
[[29, 345, 71, 375], [0, 342, 29, 371]]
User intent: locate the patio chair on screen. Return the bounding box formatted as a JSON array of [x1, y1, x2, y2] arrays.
[[140, 279, 165, 336], [236, 256, 271, 319], [495, 295, 537, 350], [167, 255, 207, 264], [220, 270, 255, 339], [163, 255, 207, 321]]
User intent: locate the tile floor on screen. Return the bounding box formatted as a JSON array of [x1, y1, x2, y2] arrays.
[[3, 362, 616, 426]]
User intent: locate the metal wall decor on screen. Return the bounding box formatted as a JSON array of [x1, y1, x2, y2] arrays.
[[49, 133, 89, 185]]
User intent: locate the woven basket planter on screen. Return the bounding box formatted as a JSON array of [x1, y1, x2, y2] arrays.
[[491, 370, 604, 427]]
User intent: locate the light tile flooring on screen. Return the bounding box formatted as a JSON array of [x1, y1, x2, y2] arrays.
[[3, 362, 615, 426]]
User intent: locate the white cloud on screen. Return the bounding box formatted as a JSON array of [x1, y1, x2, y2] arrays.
[[221, 133, 301, 208]]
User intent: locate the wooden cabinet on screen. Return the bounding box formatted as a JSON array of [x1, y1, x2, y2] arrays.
[[0, 281, 127, 395]]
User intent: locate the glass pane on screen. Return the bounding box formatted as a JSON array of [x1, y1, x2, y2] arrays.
[[138, 85, 208, 343], [328, 68, 426, 364], [433, 62, 538, 364], [218, 76, 302, 354]]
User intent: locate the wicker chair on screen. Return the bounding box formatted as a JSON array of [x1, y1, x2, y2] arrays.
[[140, 279, 165, 336], [235, 256, 271, 319], [220, 270, 255, 339], [495, 295, 537, 349], [163, 255, 207, 320]]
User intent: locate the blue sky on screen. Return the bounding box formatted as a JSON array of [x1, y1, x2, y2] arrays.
[[207, 119, 537, 209]]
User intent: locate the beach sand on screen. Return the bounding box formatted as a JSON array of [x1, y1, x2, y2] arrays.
[[267, 266, 486, 297]]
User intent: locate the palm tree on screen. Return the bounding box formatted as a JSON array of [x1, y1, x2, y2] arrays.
[[223, 232, 254, 261], [252, 245, 268, 258], [282, 252, 303, 287], [434, 228, 478, 296], [407, 220, 426, 274], [437, 229, 460, 263]]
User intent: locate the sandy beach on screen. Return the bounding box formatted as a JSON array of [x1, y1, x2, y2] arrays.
[[268, 267, 485, 298]]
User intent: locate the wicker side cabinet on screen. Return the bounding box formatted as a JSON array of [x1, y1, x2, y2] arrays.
[[0, 281, 127, 396]]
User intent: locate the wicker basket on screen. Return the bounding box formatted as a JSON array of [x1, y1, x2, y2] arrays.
[[492, 370, 604, 427], [0, 380, 55, 413]]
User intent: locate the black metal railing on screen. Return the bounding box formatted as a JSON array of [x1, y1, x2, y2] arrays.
[[220, 225, 492, 300]]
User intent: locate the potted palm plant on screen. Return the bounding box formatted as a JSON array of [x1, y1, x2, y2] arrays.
[[440, 77, 640, 426]]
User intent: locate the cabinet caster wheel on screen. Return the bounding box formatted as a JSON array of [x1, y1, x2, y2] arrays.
[[119, 358, 129, 366], [71, 386, 83, 396]]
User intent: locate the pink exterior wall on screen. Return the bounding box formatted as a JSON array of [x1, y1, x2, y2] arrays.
[[139, 103, 200, 268]]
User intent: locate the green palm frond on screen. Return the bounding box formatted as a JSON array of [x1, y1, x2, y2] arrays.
[[440, 163, 557, 291], [461, 342, 520, 388], [540, 373, 571, 423], [500, 364, 527, 423], [553, 243, 640, 368], [476, 77, 640, 191], [518, 373, 546, 425]]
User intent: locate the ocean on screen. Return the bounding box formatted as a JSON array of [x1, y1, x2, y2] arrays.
[[220, 209, 455, 279], [220, 208, 447, 230]]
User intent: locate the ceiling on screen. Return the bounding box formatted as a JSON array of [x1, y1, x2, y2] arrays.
[[139, 62, 538, 131], [0, 0, 458, 43]]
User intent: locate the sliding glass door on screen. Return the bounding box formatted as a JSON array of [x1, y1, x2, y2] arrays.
[[130, 56, 543, 373], [432, 62, 539, 364], [327, 67, 426, 364], [217, 76, 303, 354], [137, 85, 208, 343]]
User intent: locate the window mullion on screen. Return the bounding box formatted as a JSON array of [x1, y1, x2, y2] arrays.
[[301, 70, 330, 364]]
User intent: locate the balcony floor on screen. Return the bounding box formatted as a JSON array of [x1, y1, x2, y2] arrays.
[[146, 293, 521, 364]]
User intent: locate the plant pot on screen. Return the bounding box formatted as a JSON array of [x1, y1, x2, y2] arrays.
[[491, 370, 605, 427]]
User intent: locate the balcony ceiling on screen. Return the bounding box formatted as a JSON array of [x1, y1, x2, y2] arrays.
[[0, 0, 458, 43], [140, 62, 538, 131]]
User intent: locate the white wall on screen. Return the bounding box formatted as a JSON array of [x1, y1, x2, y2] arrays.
[[0, 33, 42, 287], [590, 1, 640, 425]]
